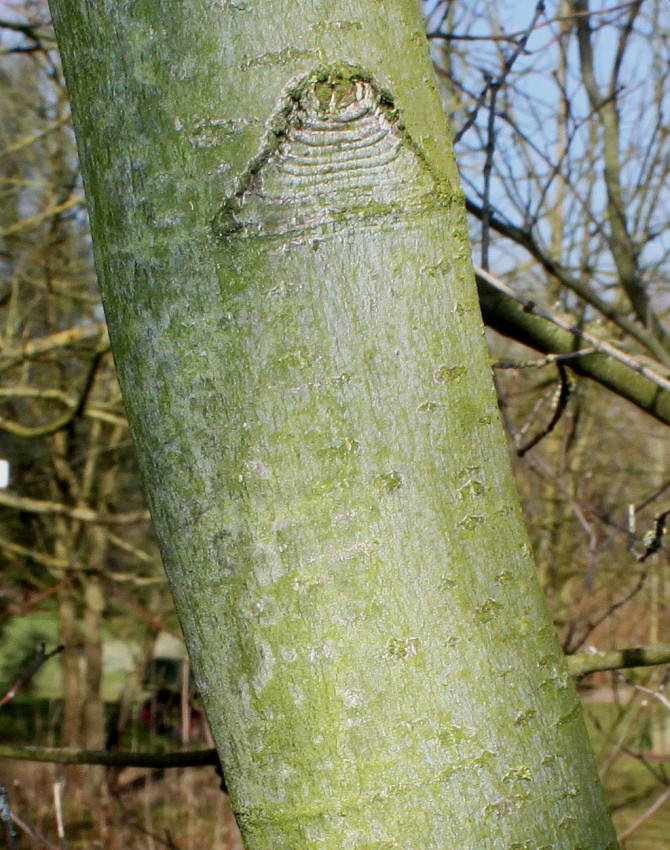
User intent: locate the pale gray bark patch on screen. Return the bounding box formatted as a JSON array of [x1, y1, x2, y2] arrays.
[[215, 67, 445, 240]]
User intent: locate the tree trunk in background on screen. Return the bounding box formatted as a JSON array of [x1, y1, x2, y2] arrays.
[[49, 1, 619, 847], [649, 431, 669, 756], [82, 546, 106, 752], [55, 519, 81, 749], [56, 583, 81, 746], [81, 541, 107, 790]]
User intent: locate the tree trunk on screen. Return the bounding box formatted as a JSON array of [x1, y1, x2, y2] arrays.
[[56, 569, 81, 749], [49, 1, 619, 846], [81, 561, 107, 790]]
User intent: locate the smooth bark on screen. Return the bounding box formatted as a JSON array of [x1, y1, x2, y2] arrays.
[[49, 1, 618, 847], [477, 273, 670, 426]]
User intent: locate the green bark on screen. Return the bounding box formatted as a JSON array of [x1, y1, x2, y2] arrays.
[[49, 1, 618, 847], [477, 274, 670, 426], [568, 643, 670, 677]]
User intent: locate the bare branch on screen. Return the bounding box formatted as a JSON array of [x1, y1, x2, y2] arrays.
[[0, 322, 109, 371], [568, 643, 670, 677], [0, 490, 149, 525], [0, 536, 70, 570], [477, 270, 670, 425], [467, 197, 670, 365], [0, 194, 84, 237], [0, 745, 219, 770], [0, 643, 64, 707], [515, 363, 574, 456], [571, 0, 666, 341], [9, 812, 59, 850], [617, 785, 670, 843], [476, 266, 670, 392]]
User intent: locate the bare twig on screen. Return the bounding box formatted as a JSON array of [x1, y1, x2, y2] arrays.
[[428, 2, 643, 43], [454, 0, 546, 148], [9, 811, 60, 850], [0, 643, 65, 707], [619, 665, 670, 698], [0, 323, 108, 370], [516, 363, 574, 456], [565, 566, 648, 653], [591, 697, 648, 778], [113, 791, 182, 850], [617, 784, 670, 842], [0, 490, 149, 525]]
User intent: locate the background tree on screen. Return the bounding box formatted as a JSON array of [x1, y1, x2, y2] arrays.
[[0, 1, 170, 780], [427, 0, 670, 662]]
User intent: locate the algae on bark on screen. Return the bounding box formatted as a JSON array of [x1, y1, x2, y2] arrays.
[[49, 1, 619, 846]]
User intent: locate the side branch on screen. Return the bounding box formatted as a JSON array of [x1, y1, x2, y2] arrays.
[[0, 746, 219, 769], [0, 491, 149, 525], [467, 196, 670, 365], [0, 322, 109, 371], [568, 643, 670, 677], [476, 269, 670, 426]]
